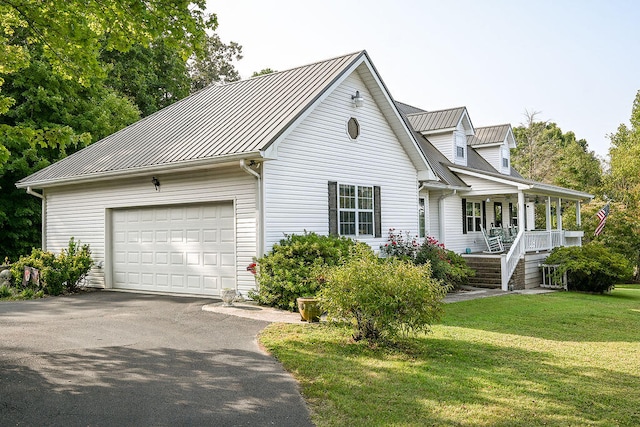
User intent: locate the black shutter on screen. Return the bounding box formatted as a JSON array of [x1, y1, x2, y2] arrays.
[[328, 181, 338, 236], [462, 198, 467, 234], [482, 200, 487, 230], [374, 186, 382, 238]]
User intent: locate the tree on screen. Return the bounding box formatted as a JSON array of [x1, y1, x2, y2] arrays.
[[0, 0, 215, 115], [0, 1, 216, 259], [607, 90, 640, 208], [252, 68, 277, 77], [101, 39, 192, 117], [512, 111, 603, 194], [189, 33, 243, 91]]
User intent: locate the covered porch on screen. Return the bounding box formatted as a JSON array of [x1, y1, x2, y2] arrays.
[[462, 187, 591, 291]]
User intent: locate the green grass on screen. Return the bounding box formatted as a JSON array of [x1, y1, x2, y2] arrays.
[[260, 286, 640, 426]]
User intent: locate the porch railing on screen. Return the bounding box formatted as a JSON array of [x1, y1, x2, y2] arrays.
[[523, 230, 569, 252], [499, 229, 583, 290], [500, 228, 525, 291]]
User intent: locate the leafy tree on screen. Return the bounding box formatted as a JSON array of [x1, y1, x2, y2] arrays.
[[512, 111, 603, 194], [189, 33, 243, 92], [252, 68, 277, 77], [0, 125, 90, 259], [0, 0, 215, 92], [607, 90, 640, 208]]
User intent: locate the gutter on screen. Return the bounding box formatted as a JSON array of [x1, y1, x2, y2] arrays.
[[26, 187, 46, 250], [239, 159, 264, 260]]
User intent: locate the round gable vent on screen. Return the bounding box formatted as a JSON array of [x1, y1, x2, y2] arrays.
[[347, 117, 360, 140]]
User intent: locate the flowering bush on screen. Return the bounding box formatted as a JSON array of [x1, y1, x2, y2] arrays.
[[380, 228, 420, 260], [415, 236, 474, 290]]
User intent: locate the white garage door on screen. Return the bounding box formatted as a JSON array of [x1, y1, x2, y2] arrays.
[[112, 202, 236, 296]]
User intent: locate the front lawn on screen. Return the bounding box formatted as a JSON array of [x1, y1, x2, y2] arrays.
[[260, 287, 640, 426]]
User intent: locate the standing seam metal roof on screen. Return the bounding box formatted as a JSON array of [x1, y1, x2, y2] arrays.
[[470, 124, 511, 146], [406, 107, 466, 132], [18, 51, 364, 186]]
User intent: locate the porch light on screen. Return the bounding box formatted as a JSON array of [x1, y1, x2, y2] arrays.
[[152, 176, 160, 191], [351, 90, 364, 107]]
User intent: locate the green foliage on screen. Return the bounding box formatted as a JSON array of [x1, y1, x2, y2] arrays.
[[318, 245, 449, 343], [251, 68, 277, 77], [512, 111, 602, 195], [0, 284, 11, 298], [249, 232, 357, 311], [545, 243, 632, 293], [0, 125, 91, 260], [189, 33, 243, 91], [10, 238, 93, 296], [415, 236, 475, 289]]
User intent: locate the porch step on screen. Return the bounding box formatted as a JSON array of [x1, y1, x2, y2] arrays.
[[462, 256, 502, 289]]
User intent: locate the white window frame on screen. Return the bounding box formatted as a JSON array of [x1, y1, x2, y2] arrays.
[[465, 201, 483, 232], [338, 184, 374, 236], [502, 147, 510, 171], [419, 197, 426, 238]]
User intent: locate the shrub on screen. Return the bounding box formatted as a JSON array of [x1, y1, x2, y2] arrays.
[[380, 228, 420, 260], [0, 285, 11, 298], [10, 238, 93, 296], [415, 236, 474, 290], [545, 243, 632, 293], [249, 232, 357, 311], [318, 245, 449, 343]]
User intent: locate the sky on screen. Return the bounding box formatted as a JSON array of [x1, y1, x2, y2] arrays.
[[206, 0, 639, 159]]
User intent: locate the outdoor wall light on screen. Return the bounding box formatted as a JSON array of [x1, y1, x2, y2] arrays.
[[351, 90, 364, 107], [152, 176, 160, 191]]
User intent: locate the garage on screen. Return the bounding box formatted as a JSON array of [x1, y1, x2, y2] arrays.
[[111, 202, 236, 296]]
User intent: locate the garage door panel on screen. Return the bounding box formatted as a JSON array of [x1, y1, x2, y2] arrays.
[[112, 202, 235, 296]]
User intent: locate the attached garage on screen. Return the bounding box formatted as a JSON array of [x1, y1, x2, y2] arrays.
[[111, 202, 236, 296]]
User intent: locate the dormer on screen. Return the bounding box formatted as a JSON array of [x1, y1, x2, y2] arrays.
[[469, 124, 516, 175], [406, 107, 474, 166]]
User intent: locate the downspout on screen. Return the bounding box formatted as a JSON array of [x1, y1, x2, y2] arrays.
[[438, 189, 457, 246], [26, 187, 46, 251], [239, 160, 263, 259]]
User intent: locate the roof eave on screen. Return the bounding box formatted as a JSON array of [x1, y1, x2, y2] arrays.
[[16, 151, 264, 189]]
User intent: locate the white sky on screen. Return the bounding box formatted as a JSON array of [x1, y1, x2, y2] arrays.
[[206, 0, 639, 159]]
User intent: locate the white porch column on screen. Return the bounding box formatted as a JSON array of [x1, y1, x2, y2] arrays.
[[545, 196, 552, 231], [518, 191, 525, 230], [556, 197, 563, 230], [576, 201, 581, 226]]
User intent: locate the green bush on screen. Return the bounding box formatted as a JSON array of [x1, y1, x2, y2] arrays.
[[379, 228, 420, 260], [545, 243, 632, 293], [318, 245, 449, 343], [415, 236, 474, 290], [0, 285, 11, 298], [10, 238, 93, 296], [249, 232, 357, 310]]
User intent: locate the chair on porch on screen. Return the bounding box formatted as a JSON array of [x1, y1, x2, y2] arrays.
[[481, 226, 504, 253]]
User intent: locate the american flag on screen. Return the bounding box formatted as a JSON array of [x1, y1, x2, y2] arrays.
[[594, 204, 610, 236]]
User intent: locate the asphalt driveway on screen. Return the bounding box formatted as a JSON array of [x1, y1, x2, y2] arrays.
[[0, 291, 313, 426]]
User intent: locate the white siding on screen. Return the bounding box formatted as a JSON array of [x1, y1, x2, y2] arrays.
[[453, 126, 468, 166], [428, 191, 440, 241], [474, 143, 511, 175], [525, 253, 548, 288], [454, 174, 516, 195], [428, 133, 454, 163], [43, 167, 258, 295], [263, 72, 419, 250]]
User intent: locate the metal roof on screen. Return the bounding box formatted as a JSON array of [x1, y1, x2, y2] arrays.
[[18, 51, 365, 187], [395, 101, 427, 115], [406, 107, 467, 132], [470, 124, 511, 146]]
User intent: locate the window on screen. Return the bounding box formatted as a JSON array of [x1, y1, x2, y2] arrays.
[[456, 145, 465, 158], [493, 202, 502, 227], [347, 117, 360, 140], [502, 157, 509, 168], [509, 202, 518, 226], [466, 201, 482, 232], [419, 198, 426, 238], [339, 184, 373, 236]]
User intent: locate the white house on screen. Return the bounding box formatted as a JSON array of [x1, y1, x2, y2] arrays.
[[17, 51, 591, 297]]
